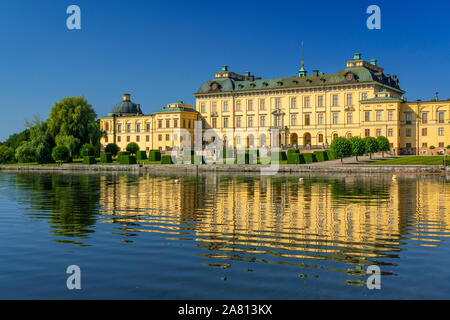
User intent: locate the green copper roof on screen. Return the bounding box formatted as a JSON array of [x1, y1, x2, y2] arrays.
[[111, 101, 143, 115], [195, 66, 403, 95], [361, 97, 401, 102], [155, 106, 198, 113]]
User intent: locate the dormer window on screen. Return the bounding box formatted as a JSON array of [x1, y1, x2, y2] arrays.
[[277, 81, 283, 86], [320, 78, 326, 83], [250, 83, 256, 88], [306, 79, 312, 84], [238, 84, 244, 89], [262, 82, 268, 87], [292, 80, 299, 84]]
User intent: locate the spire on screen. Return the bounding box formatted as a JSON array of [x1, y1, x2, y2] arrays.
[[298, 42, 307, 77]]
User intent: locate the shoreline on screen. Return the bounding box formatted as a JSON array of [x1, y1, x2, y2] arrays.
[[1, 163, 449, 175]]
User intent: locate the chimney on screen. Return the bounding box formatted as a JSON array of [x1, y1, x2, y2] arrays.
[[370, 59, 377, 66], [244, 71, 251, 77], [123, 93, 131, 102], [313, 70, 319, 76], [222, 65, 228, 72], [353, 53, 362, 60]]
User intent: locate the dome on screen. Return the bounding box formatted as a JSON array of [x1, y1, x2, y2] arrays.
[[111, 94, 143, 115]]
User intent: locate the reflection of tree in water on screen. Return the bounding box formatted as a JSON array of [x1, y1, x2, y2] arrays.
[[14, 173, 100, 245], [329, 176, 391, 205]]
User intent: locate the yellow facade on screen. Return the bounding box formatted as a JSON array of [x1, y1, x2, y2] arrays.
[[100, 54, 450, 155]]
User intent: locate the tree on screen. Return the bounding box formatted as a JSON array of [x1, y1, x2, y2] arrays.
[[47, 96, 101, 156], [0, 145, 15, 164], [105, 143, 120, 156], [52, 145, 70, 165], [2, 129, 31, 150], [126, 142, 139, 155], [364, 137, 379, 159], [377, 136, 390, 157], [348, 137, 365, 161], [80, 143, 96, 157], [32, 133, 54, 164], [330, 137, 352, 163], [15, 142, 36, 163], [55, 134, 80, 158]]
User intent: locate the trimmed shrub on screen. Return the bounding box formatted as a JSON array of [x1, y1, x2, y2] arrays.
[[161, 155, 174, 164], [331, 137, 352, 161], [313, 151, 329, 162], [287, 153, 306, 164], [126, 142, 139, 155], [52, 145, 70, 164], [136, 150, 147, 161], [288, 149, 300, 156], [302, 153, 317, 163], [105, 143, 119, 156], [83, 156, 96, 164], [325, 149, 335, 160], [100, 153, 112, 163], [120, 155, 137, 165], [80, 143, 96, 157], [149, 150, 161, 162], [270, 151, 287, 162], [117, 151, 130, 162]]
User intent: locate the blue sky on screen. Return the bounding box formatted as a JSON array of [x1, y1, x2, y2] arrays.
[[0, 0, 449, 141]]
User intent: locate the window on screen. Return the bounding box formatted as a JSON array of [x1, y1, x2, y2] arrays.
[[365, 129, 370, 137], [260, 99, 265, 110], [304, 96, 310, 108], [212, 102, 217, 113], [291, 97, 297, 109], [118, 124, 122, 132], [333, 133, 338, 141], [223, 101, 228, 112], [248, 100, 253, 111], [317, 95, 323, 107], [422, 128, 427, 136], [260, 116, 265, 127], [136, 135, 140, 142], [332, 94, 338, 106], [236, 136, 241, 145], [182, 119, 185, 128], [318, 134, 324, 143], [347, 112, 353, 124], [346, 94, 353, 106], [174, 119, 178, 128], [376, 129, 381, 137], [248, 116, 253, 128], [117, 136, 121, 142], [388, 111, 394, 121], [173, 134, 178, 141], [105, 122, 109, 131], [365, 111, 370, 122], [422, 143, 428, 148], [376, 111, 382, 121], [223, 118, 228, 128], [187, 120, 191, 128], [127, 136, 130, 142], [166, 134, 170, 141], [158, 120, 162, 129], [146, 135, 150, 142], [438, 111, 445, 123], [438, 127, 444, 136], [388, 128, 393, 137], [361, 92, 368, 100], [406, 128, 412, 137], [304, 114, 310, 126], [136, 123, 141, 132], [422, 112, 428, 124], [275, 116, 281, 127], [236, 117, 241, 128], [146, 123, 151, 132], [105, 136, 108, 143], [166, 119, 170, 128], [406, 143, 412, 148], [439, 142, 444, 148], [236, 100, 241, 111], [332, 112, 338, 125], [201, 103, 206, 113], [291, 114, 296, 126], [127, 124, 131, 132], [275, 98, 281, 109], [405, 112, 412, 124], [317, 113, 324, 125], [212, 118, 217, 128]]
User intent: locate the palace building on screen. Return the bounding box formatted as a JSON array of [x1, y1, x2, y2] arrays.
[[100, 53, 449, 155]]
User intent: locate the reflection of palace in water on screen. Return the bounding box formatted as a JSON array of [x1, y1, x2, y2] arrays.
[[99, 174, 450, 267]]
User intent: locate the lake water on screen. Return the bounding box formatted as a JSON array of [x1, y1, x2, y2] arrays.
[[0, 171, 449, 299]]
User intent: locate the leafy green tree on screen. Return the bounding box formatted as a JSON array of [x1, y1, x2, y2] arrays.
[[331, 137, 352, 163], [47, 96, 101, 156], [105, 143, 120, 156], [126, 142, 139, 155], [0, 145, 15, 164], [55, 134, 80, 158], [376, 136, 390, 157], [364, 137, 379, 159], [2, 129, 31, 150], [52, 145, 70, 165], [32, 133, 54, 164], [80, 143, 96, 157], [348, 137, 365, 161], [15, 142, 36, 163]]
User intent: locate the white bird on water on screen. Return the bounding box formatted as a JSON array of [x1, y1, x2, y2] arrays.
[[299, 178, 304, 183], [175, 179, 180, 183]]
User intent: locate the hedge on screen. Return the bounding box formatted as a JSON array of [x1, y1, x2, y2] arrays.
[[287, 149, 300, 156], [120, 155, 137, 165], [237, 152, 256, 164], [149, 150, 161, 162], [161, 155, 174, 164], [325, 150, 335, 160], [100, 153, 113, 163], [313, 151, 329, 162], [83, 156, 96, 165], [287, 153, 306, 164], [302, 153, 317, 163], [270, 151, 287, 162], [117, 151, 130, 162], [136, 150, 147, 161]]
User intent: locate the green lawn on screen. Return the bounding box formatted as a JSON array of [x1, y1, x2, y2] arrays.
[[367, 156, 449, 166]]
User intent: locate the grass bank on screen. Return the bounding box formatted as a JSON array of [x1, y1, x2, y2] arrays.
[[367, 156, 449, 166]]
